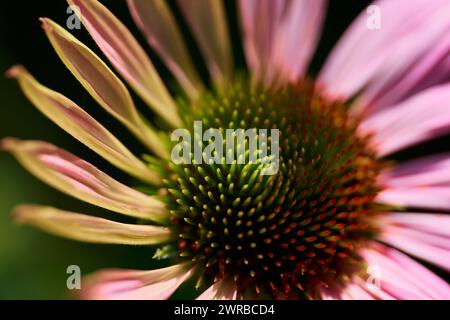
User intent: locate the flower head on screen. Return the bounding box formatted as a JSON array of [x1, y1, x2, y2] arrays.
[[3, 0, 450, 300]]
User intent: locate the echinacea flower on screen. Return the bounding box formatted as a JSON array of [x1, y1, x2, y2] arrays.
[[3, 0, 450, 300]]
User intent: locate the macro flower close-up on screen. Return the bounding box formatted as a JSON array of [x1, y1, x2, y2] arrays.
[[1, 0, 450, 301]]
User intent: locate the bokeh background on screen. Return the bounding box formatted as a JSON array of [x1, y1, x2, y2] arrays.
[[1, 0, 447, 299]]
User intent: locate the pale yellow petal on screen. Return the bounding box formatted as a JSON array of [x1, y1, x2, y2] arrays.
[[13, 205, 172, 245], [7, 64, 160, 184], [68, 0, 182, 127], [41, 18, 168, 159]]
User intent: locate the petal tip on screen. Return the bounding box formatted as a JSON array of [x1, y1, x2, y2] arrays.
[[5, 64, 26, 79], [0, 137, 18, 152], [39, 17, 52, 30], [10, 204, 35, 224]]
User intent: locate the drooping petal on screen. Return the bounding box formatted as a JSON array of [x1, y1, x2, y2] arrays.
[[320, 278, 395, 300], [319, 0, 450, 114], [351, 277, 395, 300], [338, 283, 376, 300], [1, 138, 167, 222], [379, 212, 450, 236], [41, 18, 168, 158], [378, 153, 450, 187], [177, 0, 233, 86], [67, 0, 181, 128], [196, 279, 237, 300], [12, 205, 172, 245], [240, 0, 325, 85], [376, 187, 450, 211], [7, 65, 160, 184], [376, 153, 450, 210], [273, 0, 326, 83], [360, 243, 450, 299], [239, 0, 283, 84], [319, 278, 392, 300], [81, 264, 194, 299], [359, 83, 450, 156], [127, 0, 203, 98], [378, 213, 450, 271], [363, 31, 450, 113]]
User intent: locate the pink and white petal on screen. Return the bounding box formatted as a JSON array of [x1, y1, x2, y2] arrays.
[[272, 0, 326, 83], [320, 276, 396, 300], [319, 290, 339, 300], [338, 283, 376, 300], [41, 18, 167, 158], [322, 281, 420, 300], [376, 187, 450, 211], [352, 277, 395, 300], [240, 0, 325, 86], [177, 0, 233, 86], [377, 154, 450, 209], [196, 279, 237, 300], [1, 139, 167, 222], [379, 212, 450, 236], [320, 283, 375, 300], [377, 213, 450, 271], [7, 65, 160, 184], [319, 0, 450, 114], [361, 243, 450, 299], [361, 31, 450, 113], [68, 0, 181, 128], [81, 264, 194, 300], [239, 0, 289, 84], [127, 0, 203, 98], [12, 205, 172, 245], [379, 153, 450, 187], [359, 83, 450, 156], [380, 229, 450, 273]]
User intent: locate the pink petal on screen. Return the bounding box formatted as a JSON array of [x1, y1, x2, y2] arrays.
[[239, 0, 325, 85], [239, 0, 282, 84], [127, 0, 203, 97], [339, 283, 376, 300], [379, 153, 450, 187], [177, 0, 233, 85], [196, 279, 237, 300], [376, 187, 450, 211], [352, 277, 395, 300], [319, 0, 450, 114], [378, 213, 450, 271], [272, 0, 326, 83], [359, 83, 450, 156], [376, 153, 450, 210], [320, 277, 395, 300], [1, 138, 167, 222], [364, 31, 450, 113], [379, 212, 450, 236], [361, 243, 450, 299], [82, 264, 193, 300]]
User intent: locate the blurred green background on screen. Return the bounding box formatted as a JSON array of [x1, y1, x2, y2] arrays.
[[0, 0, 375, 299]]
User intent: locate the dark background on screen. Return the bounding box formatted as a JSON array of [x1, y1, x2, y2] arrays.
[[0, 0, 447, 299]]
